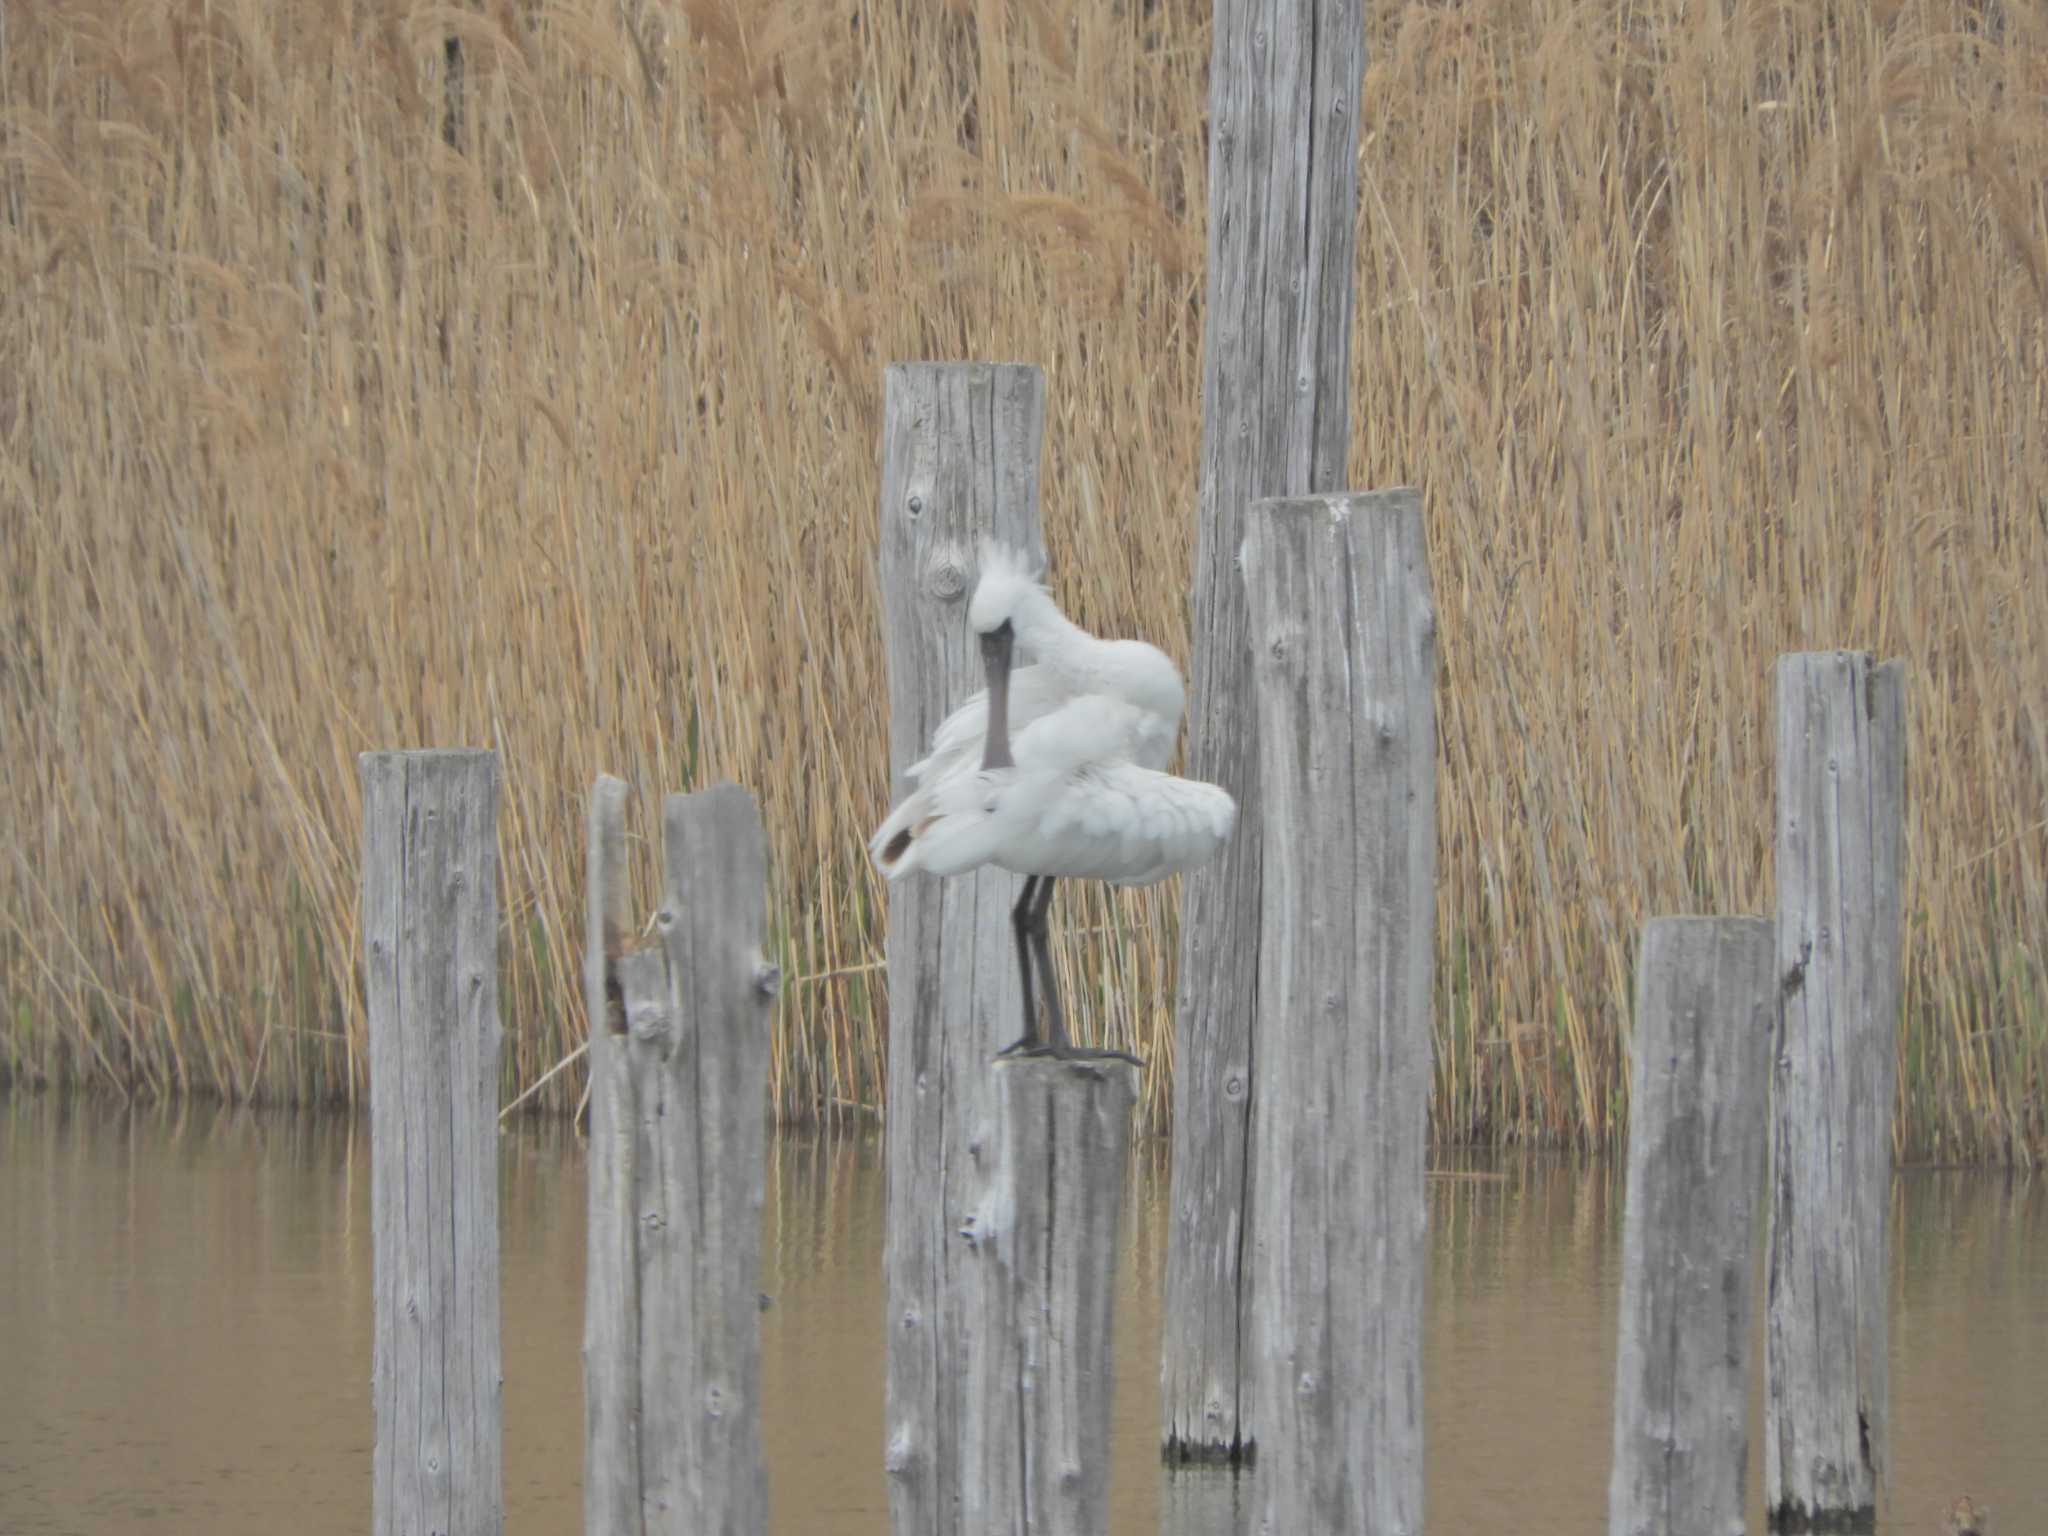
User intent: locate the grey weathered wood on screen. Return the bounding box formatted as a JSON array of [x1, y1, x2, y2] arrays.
[[1766, 653, 1906, 1533], [360, 749, 504, 1536], [1164, 0, 1368, 1461], [1609, 916, 1775, 1536], [581, 780, 778, 1536], [581, 776, 638, 1536], [1241, 491, 1433, 1527], [958, 1058, 1138, 1536], [877, 362, 1044, 1536]]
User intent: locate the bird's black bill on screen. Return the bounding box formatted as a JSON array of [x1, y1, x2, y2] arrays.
[[979, 619, 1016, 771]]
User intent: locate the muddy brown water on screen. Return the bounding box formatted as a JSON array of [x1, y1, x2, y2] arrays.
[[3, 1095, 2041, 1533]]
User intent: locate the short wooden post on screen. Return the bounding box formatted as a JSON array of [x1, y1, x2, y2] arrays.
[[958, 1058, 1137, 1536], [1766, 652, 1906, 1532], [1608, 917, 1774, 1536], [877, 362, 1044, 1536], [1240, 490, 1434, 1526], [1164, 0, 1368, 1462], [581, 775, 637, 1536], [360, 749, 504, 1536], [581, 779, 779, 1536]]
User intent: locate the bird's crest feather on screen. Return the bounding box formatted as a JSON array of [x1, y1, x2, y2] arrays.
[[967, 540, 1048, 632]]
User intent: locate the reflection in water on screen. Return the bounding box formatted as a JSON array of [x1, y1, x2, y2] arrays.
[[2, 1096, 2041, 1534]]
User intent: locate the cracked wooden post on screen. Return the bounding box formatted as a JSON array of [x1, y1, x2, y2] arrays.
[[581, 779, 779, 1536], [1766, 652, 1906, 1533], [1241, 491, 1434, 1529], [360, 748, 504, 1536], [1164, 0, 1368, 1462], [877, 362, 1044, 1536], [1609, 917, 1774, 1536], [958, 1058, 1137, 1536]]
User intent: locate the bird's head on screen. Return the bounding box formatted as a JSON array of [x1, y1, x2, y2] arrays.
[[967, 541, 1045, 639]]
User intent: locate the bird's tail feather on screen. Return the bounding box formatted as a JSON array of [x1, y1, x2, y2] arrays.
[[867, 791, 925, 875], [869, 772, 1005, 880]]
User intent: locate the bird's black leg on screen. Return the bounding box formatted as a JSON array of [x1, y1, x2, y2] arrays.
[[999, 876, 1043, 1057], [1030, 879, 1143, 1067], [1027, 875, 1071, 1053]]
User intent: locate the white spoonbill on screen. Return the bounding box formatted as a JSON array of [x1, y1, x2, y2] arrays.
[[870, 544, 1236, 1061]]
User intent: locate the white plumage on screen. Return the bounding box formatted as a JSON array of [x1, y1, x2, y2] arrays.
[[870, 543, 1236, 1060], [882, 693, 1236, 885]]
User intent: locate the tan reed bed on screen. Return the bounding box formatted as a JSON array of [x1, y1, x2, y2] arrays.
[[2, 0, 2042, 1159]]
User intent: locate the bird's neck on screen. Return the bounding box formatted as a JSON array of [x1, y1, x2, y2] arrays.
[[1012, 588, 1098, 674]]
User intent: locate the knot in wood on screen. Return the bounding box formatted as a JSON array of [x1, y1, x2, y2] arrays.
[[906, 492, 924, 518], [628, 1001, 670, 1045], [925, 554, 970, 601], [1223, 1073, 1245, 1100]]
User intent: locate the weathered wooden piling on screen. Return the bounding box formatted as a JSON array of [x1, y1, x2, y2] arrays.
[[1766, 652, 1906, 1533], [1165, 0, 1368, 1461], [1608, 917, 1774, 1536], [877, 362, 1044, 1536], [581, 775, 637, 1536], [1240, 491, 1434, 1526], [360, 748, 504, 1536], [958, 1057, 1138, 1536], [581, 778, 779, 1536]]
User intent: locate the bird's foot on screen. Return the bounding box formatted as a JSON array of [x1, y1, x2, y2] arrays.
[[1062, 1045, 1145, 1069], [995, 1037, 1144, 1069]]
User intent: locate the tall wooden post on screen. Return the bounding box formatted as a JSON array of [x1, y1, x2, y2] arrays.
[[959, 1058, 1138, 1536], [1609, 917, 1774, 1536], [1241, 491, 1434, 1525], [1165, 0, 1368, 1461], [1766, 652, 1906, 1532], [877, 362, 1044, 1536], [360, 749, 504, 1536], [582, 778, 778, 1536]]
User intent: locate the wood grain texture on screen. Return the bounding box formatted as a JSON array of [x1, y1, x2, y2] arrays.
[[1165, 0, 1367, 1460], [958, 1058, 1138, 1536], [581, 781, 776, 1536], [1766, 653, 1906, 1533], [581, 776, 638, 1536], [360, 749, 504, 1536], [1609, 917, 1774, 1536], [877, 362, 1045, 1536], [1241, 491, 1433, 1528]]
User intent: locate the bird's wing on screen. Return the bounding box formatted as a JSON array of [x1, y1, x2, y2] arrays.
[[1021, 761, 1237, 885], [906, 663, 1071, 783]]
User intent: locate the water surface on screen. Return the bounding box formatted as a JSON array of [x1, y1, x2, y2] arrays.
[[2, 1096, 2040, 1532]]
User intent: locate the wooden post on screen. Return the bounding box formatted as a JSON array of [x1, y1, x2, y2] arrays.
[[1240, 491, 1434, 1523], [581, 775, 637, 1536], [1165, 0, 1367, 1461], [1608, 917, 1774, 1536], [877, 362, 1044, 1536], [360, 749, 504, 1536], [1766, 652, 1906, 1532], [958, 1058, 1138, 1536], [581, 779, 779, 1536]]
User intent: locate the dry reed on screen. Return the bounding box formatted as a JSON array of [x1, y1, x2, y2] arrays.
[[2, 0, 2042, 1160]]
